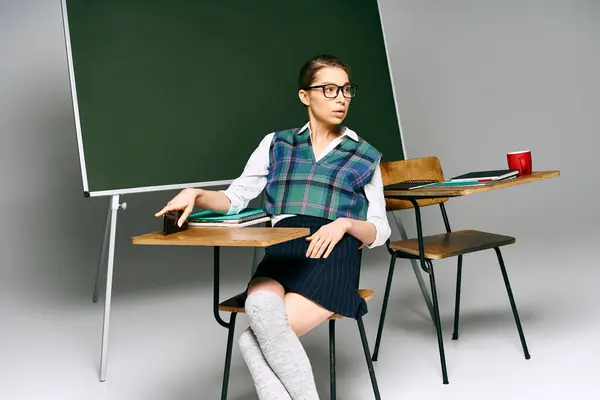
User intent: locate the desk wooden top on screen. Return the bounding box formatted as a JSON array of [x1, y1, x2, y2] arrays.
[[384, 170, 560, 198], [132, 226, 310, 247]]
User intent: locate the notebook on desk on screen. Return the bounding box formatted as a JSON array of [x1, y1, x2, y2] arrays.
[[449, 169, 518, 182], [188, 208, 267, 222], [188, 217, 270, 227], [384, 179, 491, 191], [384, 179, 440, 190], [188, 208, 270, 227], [419, 181, 487, 188]]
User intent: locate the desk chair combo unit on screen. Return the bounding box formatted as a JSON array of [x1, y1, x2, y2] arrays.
[[372, 156, 538, 385], [131, 227, 382, 400], [218, 248, 382, 400]]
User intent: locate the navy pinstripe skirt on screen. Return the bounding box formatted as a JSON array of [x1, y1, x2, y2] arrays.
[[248, 215, 367, 319]]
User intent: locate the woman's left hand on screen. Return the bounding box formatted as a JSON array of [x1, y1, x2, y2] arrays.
[[305, 218, 352, 258]]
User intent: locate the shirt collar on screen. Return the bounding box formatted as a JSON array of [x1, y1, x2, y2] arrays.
[[298, 122, 359, 142]]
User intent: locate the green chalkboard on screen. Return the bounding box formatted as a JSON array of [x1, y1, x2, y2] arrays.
[[62, 0, 404, 196]]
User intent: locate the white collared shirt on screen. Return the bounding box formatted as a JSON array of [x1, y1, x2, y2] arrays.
[[221, 122, 391, 249]]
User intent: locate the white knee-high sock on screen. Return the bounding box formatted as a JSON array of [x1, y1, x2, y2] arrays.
[[245, 290, 320, 400], [239, 327, 291, 400]]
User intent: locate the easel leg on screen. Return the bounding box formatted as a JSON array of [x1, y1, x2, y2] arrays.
[[93, 199, 112, 303], [391, 211, 435, 323], [99, 194, 123, 382]]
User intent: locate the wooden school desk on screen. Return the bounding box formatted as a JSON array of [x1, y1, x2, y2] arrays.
[[126, 226, 310, 393], [383, 170, 560, 321], [384, 171, 560, 199]]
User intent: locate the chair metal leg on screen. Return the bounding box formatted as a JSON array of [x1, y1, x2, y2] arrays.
[[372, 254, 397, 361], [221, 312, 237, 400], [329, 320, 336, 400], [427, 260, 449, 384], [392, 211, 436, 322], [357, 317, 381, 399], [452, 255, 463, 340], [494, 247, 531, 360]]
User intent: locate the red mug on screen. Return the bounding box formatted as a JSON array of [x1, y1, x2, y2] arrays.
[[507, 150, 532, 176]]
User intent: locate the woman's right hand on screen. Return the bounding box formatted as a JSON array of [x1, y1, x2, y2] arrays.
[[155, 188, 202, 227]]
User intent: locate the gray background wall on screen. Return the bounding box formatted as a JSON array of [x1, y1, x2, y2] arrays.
[[1, 1, 598, 399]]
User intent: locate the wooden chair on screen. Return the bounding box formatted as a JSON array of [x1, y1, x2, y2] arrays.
[[371, 156, 530, 384], [217, 249, 382, 400]]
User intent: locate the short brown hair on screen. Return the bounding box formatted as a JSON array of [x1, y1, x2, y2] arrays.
[[298, 55, 351, 90]]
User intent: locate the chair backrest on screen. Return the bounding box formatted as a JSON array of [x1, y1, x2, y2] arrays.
[[380, 156, 449, 211]]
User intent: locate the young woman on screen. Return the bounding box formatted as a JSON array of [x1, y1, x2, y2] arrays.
[[155, 55, 391, 400]]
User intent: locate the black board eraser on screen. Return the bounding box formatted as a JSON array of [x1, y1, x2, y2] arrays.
[[162, 210, 188, 235]]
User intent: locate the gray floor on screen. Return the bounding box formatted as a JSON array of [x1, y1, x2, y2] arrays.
[[2, 232, 597, 400]]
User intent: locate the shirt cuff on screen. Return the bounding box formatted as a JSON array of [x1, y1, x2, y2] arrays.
[[219, 190, 243, 215], [365, 217, 391, 249]]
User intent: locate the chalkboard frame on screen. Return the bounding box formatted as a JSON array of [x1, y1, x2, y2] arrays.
[[60, 0, 406, 198]]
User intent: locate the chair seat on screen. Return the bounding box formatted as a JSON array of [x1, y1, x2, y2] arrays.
[[389, 229, 515, 260], [219, 289, 374, 320]]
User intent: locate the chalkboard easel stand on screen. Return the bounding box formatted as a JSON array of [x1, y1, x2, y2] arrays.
[[90, 195, 126, 382], [90, 191, 265, 382]]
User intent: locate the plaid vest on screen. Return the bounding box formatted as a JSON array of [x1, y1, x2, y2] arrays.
[[264, 128, 381, 221]]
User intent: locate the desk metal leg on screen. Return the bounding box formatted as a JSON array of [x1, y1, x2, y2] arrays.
[[99, 194, 123, 382], [213, 246, 233, 329], [213, 246, 238, 400], [391, 211, 435, 323]]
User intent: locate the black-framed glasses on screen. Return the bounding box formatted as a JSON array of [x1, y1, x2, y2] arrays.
[[305, 83, 358, 99]]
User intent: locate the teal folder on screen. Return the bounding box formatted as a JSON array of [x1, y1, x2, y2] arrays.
[[188, 208, 267, 222]]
